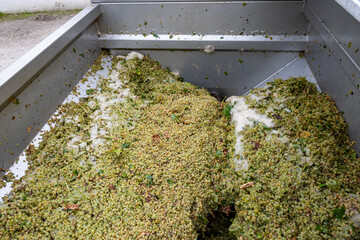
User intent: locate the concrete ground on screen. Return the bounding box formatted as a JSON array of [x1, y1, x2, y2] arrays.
[[0, 14, 76, 72]]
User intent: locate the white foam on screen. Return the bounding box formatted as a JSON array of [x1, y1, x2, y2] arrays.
[[67, 135, 86, 152], [171, 71, 180, 78], [9, 154, 28, 179], [204, 45, 215, 54], [125, 51, 144, 60], [0, 182, 12, 201], [1, 53, 138, 201], [88, 57, 134, 149], [227, 96, 274, 171], [89, 124, 104, 148], [108, 81, 123, 90], [88, 100, 97, 109], [108, 71, 123, 89], [249, 94, 264, 101]]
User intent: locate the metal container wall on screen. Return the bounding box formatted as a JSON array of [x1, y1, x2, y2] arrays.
[[0, 0, 359, 174]]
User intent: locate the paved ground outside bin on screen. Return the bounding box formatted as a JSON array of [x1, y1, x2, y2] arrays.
[[0, 12, 78, 72]]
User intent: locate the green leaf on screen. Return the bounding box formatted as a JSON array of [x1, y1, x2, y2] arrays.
[[167, 179, 173, 185], [319, 179, 339, 190], [214, 194, 219, 203], [348, 42, 352, 48], [224, 104, 234, 118], [121, 172, 128, 179], [351, 152, 357, 159], [64, 188, 85, 204], [20, 220, 28, 228], [72, 169, 78, 176], [293, 144, 300, 149], [145, 174, 154, 186], [224, 71, 228, 76], [12, 97, 20, 105], [215, 150, 222, 157], [258, 122, 271, 130], [315, 224, 324, 232], [171, 114, 178, 121], [86, 89, 95, 95], [326, 180, 339, 190], [122, 143, 130, 149], [238, 59, 244, 64], [333, 206, 346, 220], [153, 34, 159, 38], [169, 35, 173, 39], [98, 169, 104, 175]]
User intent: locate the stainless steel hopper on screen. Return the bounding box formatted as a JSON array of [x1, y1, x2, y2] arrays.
[[0, 0, 359, 175]]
